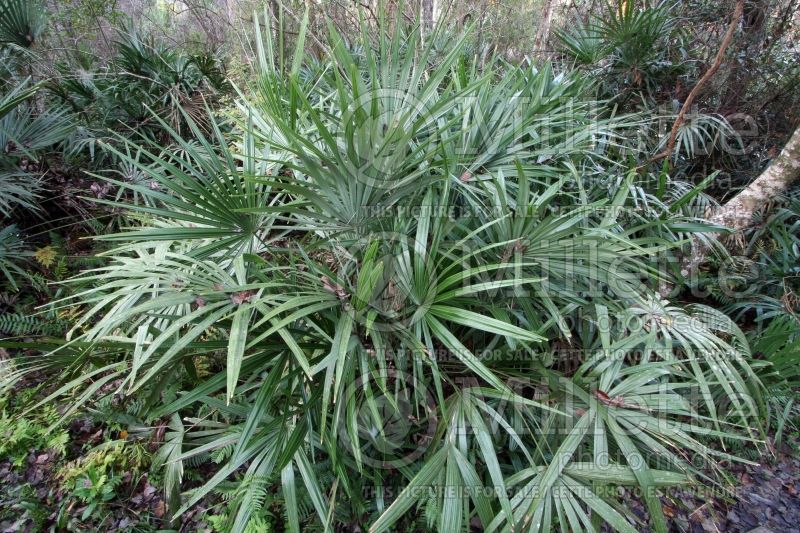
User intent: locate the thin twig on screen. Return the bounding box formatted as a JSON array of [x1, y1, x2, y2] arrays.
[[646, 0, 744, 168]]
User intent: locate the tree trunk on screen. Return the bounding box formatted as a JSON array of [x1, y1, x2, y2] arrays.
[[422, 0, 434, 35], [681, 125, 800, 277], [534, 0, 555, 57], [711, 127, 800, 229]]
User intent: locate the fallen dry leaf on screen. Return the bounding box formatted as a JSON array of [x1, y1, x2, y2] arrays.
[[154, 499, 166, 518]]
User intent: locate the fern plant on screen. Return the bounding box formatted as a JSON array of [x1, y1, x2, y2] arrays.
[[0, 311, 70, 336]]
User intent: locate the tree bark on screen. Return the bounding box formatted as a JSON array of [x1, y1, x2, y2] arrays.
[[534, 0, 555, 57], [681, 125, 800, 276], [421, 0, 434, 35]]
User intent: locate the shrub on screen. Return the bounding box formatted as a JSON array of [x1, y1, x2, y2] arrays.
[[17, 11, 765, 533]]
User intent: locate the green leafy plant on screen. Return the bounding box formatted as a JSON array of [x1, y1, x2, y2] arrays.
[[0, 0, 46, 48], [0, 78, 38, 119], [70, 465, 121, 520], [720, 187, 800, 324], [49, 26, 227, 160], [0, 225, 28, 289], [17, 9, 766, 533], [0, 397, 68, 466], [557, 1, 687, 103], [747, 315, 800, 449], [0, 311, 70, 336], [0, 78, 70, 218]]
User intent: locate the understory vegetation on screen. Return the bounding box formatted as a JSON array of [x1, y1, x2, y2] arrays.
[[1, 1, 799, 532]]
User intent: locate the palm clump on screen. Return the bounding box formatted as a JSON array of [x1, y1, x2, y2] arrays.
[[16, 12, 765, 533]]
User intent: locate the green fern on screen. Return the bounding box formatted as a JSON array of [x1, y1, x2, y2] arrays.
[[236, 475, 272, 514], [0, 312, 69, 336], [210, 442, 235, 464], [752, 315, 800, 392]]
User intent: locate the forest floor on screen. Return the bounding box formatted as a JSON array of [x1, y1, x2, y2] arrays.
[[618, 443, 800, 533], [674, 452, 800, 533]]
